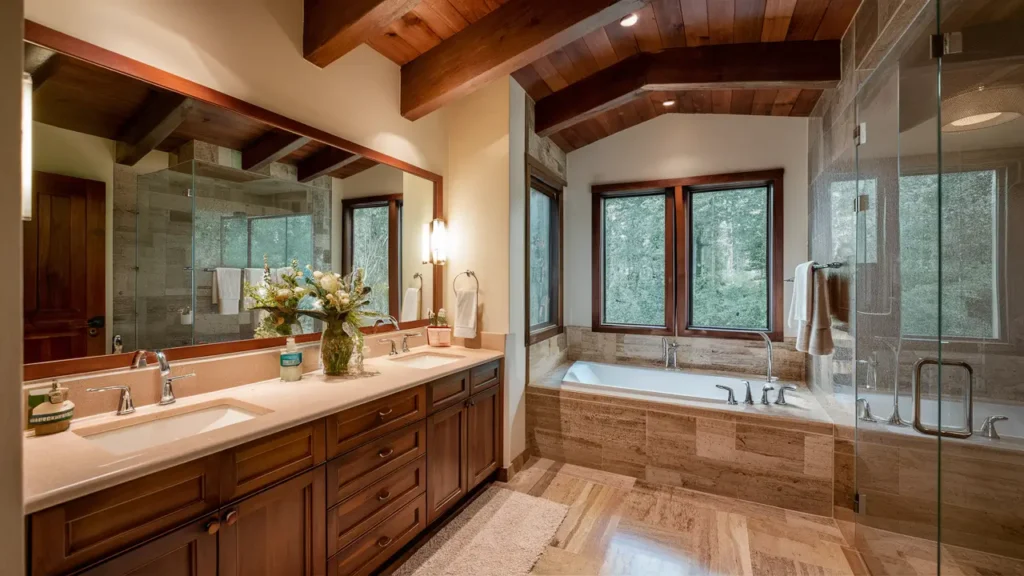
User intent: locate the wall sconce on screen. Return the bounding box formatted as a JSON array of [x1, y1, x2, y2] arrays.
[[22, 72, 33, 221], [421, 219, 447, 265]]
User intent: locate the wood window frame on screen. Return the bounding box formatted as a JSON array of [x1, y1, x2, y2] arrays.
[[591, 169, 785, 342], [342, 194, 403, 318], [526, 156, 565, 346]]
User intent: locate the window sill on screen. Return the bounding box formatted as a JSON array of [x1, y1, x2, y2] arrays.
[[528, 325, 563, 346], [679, 327, 783, 342], [592, 324, 673, 337]]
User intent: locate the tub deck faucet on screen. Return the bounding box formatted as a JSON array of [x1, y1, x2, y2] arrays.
[[662, 338, 680, 369], [757, 332, 777, 383]]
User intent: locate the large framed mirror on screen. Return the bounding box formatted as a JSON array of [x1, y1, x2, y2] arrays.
[[22, 22, 443, 380]]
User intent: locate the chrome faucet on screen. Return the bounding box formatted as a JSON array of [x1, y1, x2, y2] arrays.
[[662, 338, 680, 369], [757, 332, 776, 383], [401, 332, 422, 353], [373, 316, 400, 332], [856, 398, 877, 422], [86, 385, 135, 415], [774, 385, 797, 405], [154, 350, 194, 406], [760, 384, 775, 405], [130, 349, 150, 369], [379, 337, 399, 356], [716, 384, 738, 405], [979, 416, 1008, 439], [742, 381, 754, 405]]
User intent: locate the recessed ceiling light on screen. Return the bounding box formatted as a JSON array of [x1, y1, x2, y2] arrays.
[[620, 13, 639, 27], [941, 85, 1024, 132], [662, 99, 676, 107], [950, 112, 1005, 127]]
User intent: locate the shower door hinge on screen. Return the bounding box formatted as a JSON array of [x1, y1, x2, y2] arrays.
[[930, 32, 963, 58], [186, 188, 193, 197], [855, 194, 870, 213], [854, 492, 863, 514], [853, 123, 867, 146]]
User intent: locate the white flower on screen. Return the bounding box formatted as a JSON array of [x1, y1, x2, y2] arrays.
[[438, 308, 447, 316], [275, 288, 292, 301], [293, 286, 306, 295], [313, 270, 324, 280], [320, 274, 340, 293]]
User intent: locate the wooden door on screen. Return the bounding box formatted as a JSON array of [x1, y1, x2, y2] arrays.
[[218, 467, 327, 576], [425, 402, 468, 523], [76, 515, 219, 576], [23, 171, 106, 363], [467, 385, 500, 490]]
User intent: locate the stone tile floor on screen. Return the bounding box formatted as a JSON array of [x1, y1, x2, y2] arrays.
[[500, 457, 1024, 576]]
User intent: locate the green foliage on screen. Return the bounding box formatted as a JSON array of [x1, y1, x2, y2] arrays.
[[529, 189, 553, 328], [603, 194, 666, 326], [689, 187, 769, 330], [352, 206, 391, 316]]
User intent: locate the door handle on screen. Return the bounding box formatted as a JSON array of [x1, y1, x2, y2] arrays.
[[913, 358, 974, 438], [204, 518, 221, 535], [87, 316, 105, 328]]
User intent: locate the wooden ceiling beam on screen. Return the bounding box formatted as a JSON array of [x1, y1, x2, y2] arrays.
[[298, 147, 359, 182], [242, 131, 311, 171], [534, 40, 841, 137], [115, 92, 194, 166], [304, 0, 423, 68], [400, 0, 647, 120]]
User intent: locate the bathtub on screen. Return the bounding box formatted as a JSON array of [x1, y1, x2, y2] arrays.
[[562, 361, 764, 404], [855, 391, 1024, 440]]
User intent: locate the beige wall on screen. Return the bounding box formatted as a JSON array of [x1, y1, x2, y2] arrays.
[[32, 123, 168, 352], [401, 172, 435, 318], [1, 2, 25, 568], [24, 0, 448, 176], [564, 113, 810, 337]]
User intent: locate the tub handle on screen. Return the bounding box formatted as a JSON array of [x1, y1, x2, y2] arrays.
[[715, 384, 737, 405], [774, 385, 797, 405], [760, 384, 775, 405]]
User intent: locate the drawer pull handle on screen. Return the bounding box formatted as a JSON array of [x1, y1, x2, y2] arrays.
[[377, 536, 393, 548], [378, 408, 393, 418], [224, 510, 238, 527], [379, 448, 394, 458], [204, 519, 221, 535], [378, 490, 391, 501]]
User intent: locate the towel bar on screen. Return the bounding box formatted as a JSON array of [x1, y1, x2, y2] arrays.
[[784, 262, 842, 283]]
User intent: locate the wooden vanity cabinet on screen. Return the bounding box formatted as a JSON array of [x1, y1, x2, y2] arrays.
[[76, 514, 220, 576]]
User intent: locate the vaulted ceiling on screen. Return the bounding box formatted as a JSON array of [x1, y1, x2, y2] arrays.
[[304, 0, 860, 152]]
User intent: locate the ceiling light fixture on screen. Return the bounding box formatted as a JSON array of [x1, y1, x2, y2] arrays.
[[942, 85, 1024, 133], [662, 99, 676, 107], [619, 13, 639, 27]]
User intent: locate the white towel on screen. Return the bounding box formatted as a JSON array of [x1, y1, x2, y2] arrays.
[[454, 288, 478, 339], [400, 288, 420, 323], [212, 268, 241, 315], [243, 268, 263, 308], [788, 261, 814, 328]]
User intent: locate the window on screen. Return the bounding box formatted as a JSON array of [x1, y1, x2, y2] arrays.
[[343, 195, 402, 317], [527, 159, 565, 344], [219, 214, 314, 270], [592, 170, 784, 339], [899, 169, 1000, 340]]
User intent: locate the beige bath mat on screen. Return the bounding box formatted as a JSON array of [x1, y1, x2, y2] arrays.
[[392, 486, 568, 576]]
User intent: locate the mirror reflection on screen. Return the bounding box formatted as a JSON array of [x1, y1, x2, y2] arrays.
[[22, 42, 436, 364]]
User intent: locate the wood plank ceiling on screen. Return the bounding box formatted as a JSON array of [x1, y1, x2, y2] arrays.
[[366, 0, 860, 152]]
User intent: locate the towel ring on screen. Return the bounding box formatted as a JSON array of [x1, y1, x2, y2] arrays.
[[413, 272, 423, 290], [453, 270, 478, 296]]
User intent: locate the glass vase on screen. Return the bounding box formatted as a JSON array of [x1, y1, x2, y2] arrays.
[[320, 320, 354, 376]]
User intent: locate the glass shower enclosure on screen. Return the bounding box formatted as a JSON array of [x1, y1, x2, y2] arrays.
[[851, 1, 1024, 573], [134, 160, 331, 350]]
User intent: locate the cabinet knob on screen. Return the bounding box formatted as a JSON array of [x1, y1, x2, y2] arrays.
[[204, 519, 221, 535], [378, 447, 394, 459], [378, 490, 391, 501], [224, 510, 239, 527], [377, 536, 393, 548]]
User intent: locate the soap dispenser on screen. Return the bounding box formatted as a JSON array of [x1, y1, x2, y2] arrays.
[[280, 337, 303, 382], [29, 381, 75, 436]]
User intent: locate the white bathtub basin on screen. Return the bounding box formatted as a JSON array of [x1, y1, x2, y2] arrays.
[[562, 361, 765, 404]]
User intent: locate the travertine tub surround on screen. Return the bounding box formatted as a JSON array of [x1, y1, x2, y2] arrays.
[[23, 342, 504, 514], [527, 364, 834, 516], [564, 326, 806, 382]]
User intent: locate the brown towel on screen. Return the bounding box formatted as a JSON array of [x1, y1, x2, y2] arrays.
[[796, 269, 834, 355]]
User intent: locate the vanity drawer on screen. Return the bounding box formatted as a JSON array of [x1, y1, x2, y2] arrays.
[[327, 455, 426, 555], [326, 385, 426, 459], [427, 370, 470, 414], [327, 494, 427, 576], [29, 455, 222, 576], [221, 418, 326, 503], [327, 421, 426, 503], [470, 360, 500, 393]]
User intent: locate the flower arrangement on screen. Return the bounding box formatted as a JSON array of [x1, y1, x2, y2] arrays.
[[244, 258, 307, 338], [426, 308, 452, 347]]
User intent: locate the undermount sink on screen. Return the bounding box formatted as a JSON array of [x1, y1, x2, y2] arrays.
[[389, 351, 464, 369], [74, 399, 271, 456]]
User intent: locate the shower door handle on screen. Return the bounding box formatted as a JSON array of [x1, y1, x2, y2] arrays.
[[912, 358, 974, 438]]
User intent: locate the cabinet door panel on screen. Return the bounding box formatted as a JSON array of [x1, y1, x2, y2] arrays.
[[326, 385, 425, 458], [221, 418, 325, 503], [426, 402, 468, 523], [219, 467, 327, 576], [30, 456, 222, 576], [426, 370, 470, 414], [469, 360, 500, 394], [467, 385, 500, 490], [77, 516, 219, 576]]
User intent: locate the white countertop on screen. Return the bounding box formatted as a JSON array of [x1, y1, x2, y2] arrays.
[[23, 345, 503, 514]]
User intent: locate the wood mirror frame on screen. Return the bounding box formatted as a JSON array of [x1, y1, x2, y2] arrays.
[[23, 21, 445, 381]]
